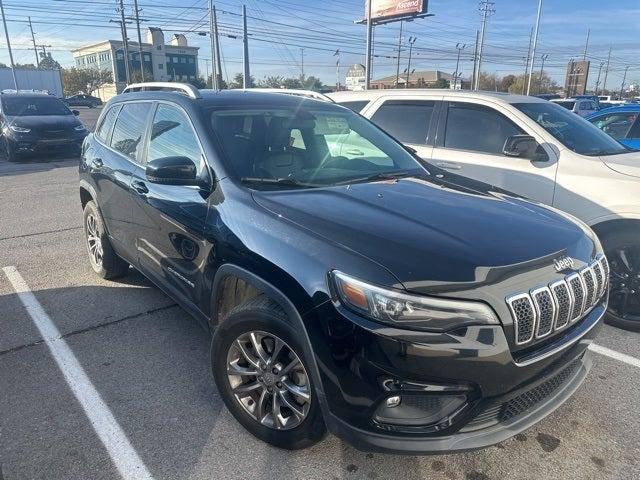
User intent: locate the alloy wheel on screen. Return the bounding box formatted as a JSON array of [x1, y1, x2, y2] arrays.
[[607, 245, 640, 323], [85, 213, 104, 267], [226, 330, 311, 430]]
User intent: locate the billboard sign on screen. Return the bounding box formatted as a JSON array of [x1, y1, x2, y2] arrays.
[[367, 0, 426, 21]]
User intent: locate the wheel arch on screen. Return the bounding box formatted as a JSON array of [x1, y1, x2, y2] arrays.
[[79, 180, 98, 210]]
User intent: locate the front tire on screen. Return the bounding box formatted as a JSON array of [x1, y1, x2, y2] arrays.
[[601, 228, 640, 332], [211, 296, 326, 449], [82, 200, 129, 279]]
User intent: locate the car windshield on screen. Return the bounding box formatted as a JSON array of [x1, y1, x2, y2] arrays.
[[2, 96, 71, 116], [514, 102, 629, 156], [208, 102, 426, 188]]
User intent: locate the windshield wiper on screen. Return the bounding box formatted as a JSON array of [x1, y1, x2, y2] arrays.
[[240, 177, 319, 188], [335, 170, 420, 186]]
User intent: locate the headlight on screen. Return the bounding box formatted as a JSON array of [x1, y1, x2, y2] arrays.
[[9, 125, 30, 133], [74, 125, 86, 131], [331, 271, 498, 330]]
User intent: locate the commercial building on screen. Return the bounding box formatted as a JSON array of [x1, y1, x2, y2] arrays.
[[72, 27, 199, 100], [564, 60, 590, 96], [370, 70, 453, 89]]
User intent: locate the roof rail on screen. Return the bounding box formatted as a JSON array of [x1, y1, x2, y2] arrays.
[[235, 88, 334, 103], [122, 82, 201, 99]]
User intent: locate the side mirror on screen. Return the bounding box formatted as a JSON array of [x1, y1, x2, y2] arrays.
[[146, 156, 202, 187], [503, 135, 539, 160], [72, 110, 80, 116]]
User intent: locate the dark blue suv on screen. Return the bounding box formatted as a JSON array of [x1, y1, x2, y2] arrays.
[[79, 83, 607, 453]]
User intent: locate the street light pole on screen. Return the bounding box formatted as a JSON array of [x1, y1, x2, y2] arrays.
[[365, 0, 373, 89], [395, 20, 403, 87], [454, 43, 466, 89], [526, 0, 542, 95], [538, 53, 548, 94], [209, 0, 218, 89], [474, 1, 495, 91], [0, 0, 18, 90], [213, 5, 222, 88], [242, 4, 250, 88], [405, 36, 416, 88]]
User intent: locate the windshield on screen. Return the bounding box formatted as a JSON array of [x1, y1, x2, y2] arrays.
[[514, 102, 629, 156], [209, 103, 426, 188], [2, 96, 71, 116]]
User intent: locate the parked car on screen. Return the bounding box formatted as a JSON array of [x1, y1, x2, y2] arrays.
[[64, 94, 102, 108], [0, 92, 87, 162], [568, 95, 601, 109], [329, 89, 640, 331], [79, 82, 606, 453], [550, 98, 599, 117], [587, 105, 640, 149]]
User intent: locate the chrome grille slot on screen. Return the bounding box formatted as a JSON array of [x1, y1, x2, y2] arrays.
[[550, 280, 572, 329], [506, 294, 536, 345], [506, 256, 607, 347], [531, 287, 555, 338], [567, 273, 586, 322]]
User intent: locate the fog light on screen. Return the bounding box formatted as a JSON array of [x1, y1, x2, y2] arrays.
[[386, 395, 401, 408]]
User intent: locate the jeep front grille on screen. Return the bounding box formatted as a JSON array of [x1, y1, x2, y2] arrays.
[[506, 255, 608, 347]]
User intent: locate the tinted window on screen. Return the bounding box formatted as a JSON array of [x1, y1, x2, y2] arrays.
[[96, 106, 119, 141], [589, 112, 640, 140], [110, 102, 152, 161], [1, 96, 70, 116], [209, 103, 425, 187], [444, 102, 522, 154], [371, 100, 434, 145], [629, 116, 640, 138], [514, 102, 628, 156], [338, 100, 369, 113], [147, 104, 204, 172], [555, 101, 576, 110]]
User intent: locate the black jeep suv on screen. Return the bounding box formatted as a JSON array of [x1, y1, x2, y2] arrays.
[[79, 84, 607, 453]]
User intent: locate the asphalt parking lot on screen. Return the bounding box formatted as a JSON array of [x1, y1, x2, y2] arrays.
[[0, 107, 639, 480]]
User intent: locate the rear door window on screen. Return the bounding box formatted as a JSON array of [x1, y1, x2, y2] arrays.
[[443, 102, 523, 155], [95, 105, 119, 142], [110, 102, 152, 162], [370, 100, 435, 145], [338, 100, 369, 113], [590, 112, 640, 140]]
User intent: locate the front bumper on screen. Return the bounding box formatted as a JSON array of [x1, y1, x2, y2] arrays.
[[7, 132, 86, 154], [305, 298, 605, 454]]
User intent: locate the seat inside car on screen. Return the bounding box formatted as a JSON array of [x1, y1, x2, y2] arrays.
[[256, 116, 305, 178]]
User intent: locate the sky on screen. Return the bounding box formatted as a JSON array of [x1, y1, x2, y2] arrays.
[[0, 0, 638, 90]]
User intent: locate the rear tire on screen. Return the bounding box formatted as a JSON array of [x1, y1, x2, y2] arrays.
[[211, 295, 326, 450], [82, 200, 129, 279], [601, 228, 640, 332]]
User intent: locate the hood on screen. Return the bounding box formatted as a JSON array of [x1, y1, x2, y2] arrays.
[[7, 114, 81, 130], [601, 151, 640, 178], [251, 175, 595, 290]]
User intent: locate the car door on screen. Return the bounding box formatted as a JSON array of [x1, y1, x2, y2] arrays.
[[85, 103, 137, 259], [129, 102, 211, 308], [365, 97, 439, 160], [430, 100, 557, 204]]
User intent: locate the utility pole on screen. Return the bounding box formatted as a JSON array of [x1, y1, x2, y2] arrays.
[[208, 0, 218, 89], [213, 5, 222, 88], [28, 16, 39, 67], [395, 20, 403, 87], [620, 65, 629, 99], [334, 49, 340, 90], [594, 60, 604, 95], [602, 46, 611, 94], [132, 0, 145, 82], [454, 43, 466, 89], [115, 0, 131, 85], [526, 0, 542, 95], [242, 4, 250, 88], [300, 48, 305, 79], [582, 28, 590, 60], [0, 0, 17, 89], [523, 27, 533, 94], [471, 29, 479, 90], [405, 36, 416, 88], [538, 53, 548, 94], [474, 0, 495, 91], [365, 0, 373, 89]]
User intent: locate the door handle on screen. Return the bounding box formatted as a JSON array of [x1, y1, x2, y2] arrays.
[[131, 180, 149, 194], [92, 158, 103, 168], [435, 161, 462, 170]]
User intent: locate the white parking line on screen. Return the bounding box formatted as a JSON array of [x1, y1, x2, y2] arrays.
[[589, 343, 640, 368], [2, 266, 154, 480]]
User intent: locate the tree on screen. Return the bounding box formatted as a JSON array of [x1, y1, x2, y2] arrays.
[[282, 77, 303, 89], [39, 53, 61, 70], [259, 75, 286, 88], [130, 68, 154, 83], [301, 75, 325, 90], [477, 72, 498, 91], [187, 76, 207, 89], [430, 78, 450, 89], [62, 67, 112, 96], [499, 74, 517, 92], [229, 72, 255, 88]]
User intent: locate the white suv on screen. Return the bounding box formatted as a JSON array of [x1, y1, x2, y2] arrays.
[[329, 89, 640, 331]]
